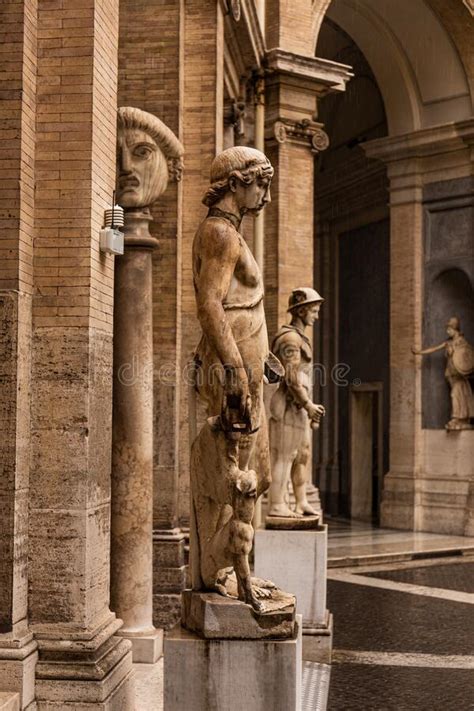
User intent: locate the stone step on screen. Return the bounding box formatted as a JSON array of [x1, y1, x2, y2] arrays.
[[0, 692, 20, 711]]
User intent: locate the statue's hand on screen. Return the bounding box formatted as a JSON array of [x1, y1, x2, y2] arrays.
[[411, 346, 421, 355], [305, 402, 325, 422], [223, 366, 250, 427]]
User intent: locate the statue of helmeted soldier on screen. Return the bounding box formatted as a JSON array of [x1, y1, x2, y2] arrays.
[[267, 288, 325, 521]]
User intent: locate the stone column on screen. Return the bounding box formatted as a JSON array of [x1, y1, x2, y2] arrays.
[[263, 50, 350, 508], [364, 123, 474, 533], [111, 213, 162, 663], [0, 7, 37, 706], [111, 108, 184, 661], [263, 48, 350, 336], [28, 1, 135, 707]]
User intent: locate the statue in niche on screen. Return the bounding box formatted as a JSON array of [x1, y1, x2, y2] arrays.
[[189, 146, 291, 619], [267, 288, 325, 523], [117, 106, 183, 212], [412, 316, 474, 431]]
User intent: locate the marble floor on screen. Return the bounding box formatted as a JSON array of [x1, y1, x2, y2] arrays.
[[133, 520, 474, 710], [326, 519, 474, 710], [327, 517, 474, 567]]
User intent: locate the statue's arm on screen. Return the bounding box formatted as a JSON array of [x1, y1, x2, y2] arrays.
[[277, 333, 306, 404], [195, 221, 243, 369], [277, 333, 324, 420], [412, 342, 446, 356]]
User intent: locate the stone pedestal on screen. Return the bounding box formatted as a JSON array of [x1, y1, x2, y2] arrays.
[[164, 617, 302, 711], [152, 530, 187, 631], [32, 615, 134, 710], [0, 633, 37, 711], [111, 212, 162, 664], [254, 525, 332, 663]]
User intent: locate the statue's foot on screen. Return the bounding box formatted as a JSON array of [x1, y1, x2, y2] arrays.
[[249, 596, 266, 613], [251, 576, 276, 590], [268, 503, 300, 518], [214, 583, 229, 597], [295, 502, 320, 517]]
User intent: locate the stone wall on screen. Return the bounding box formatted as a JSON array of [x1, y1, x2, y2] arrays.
[[422, 177, 474, 428]]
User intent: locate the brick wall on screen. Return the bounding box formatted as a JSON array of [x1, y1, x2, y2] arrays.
[[118, 0, 184, 531], [0, 0, 36, 637], [29, 0, 119, 630]]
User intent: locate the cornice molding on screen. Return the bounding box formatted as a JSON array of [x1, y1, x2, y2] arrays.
[[363, 120, 474, 163], [264, 47, 353, 96]]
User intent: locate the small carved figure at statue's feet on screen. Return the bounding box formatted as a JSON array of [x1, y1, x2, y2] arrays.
[[267, 503, 301, 518]]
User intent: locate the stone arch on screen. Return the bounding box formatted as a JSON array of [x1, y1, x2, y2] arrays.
[[313, 0, 473, 136]]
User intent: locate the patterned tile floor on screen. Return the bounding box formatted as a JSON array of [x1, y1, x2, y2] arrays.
[[324, 519, 474, 711]]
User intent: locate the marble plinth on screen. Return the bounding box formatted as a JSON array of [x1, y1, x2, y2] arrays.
[[302, 612, 333, 664], [181, 589, 296, 640], [164, 617, 302, 711], [0, 638, 37, 711], [118, 629, 163, 664], [255, 526, 329, 628], [265, 515, 320, 530]]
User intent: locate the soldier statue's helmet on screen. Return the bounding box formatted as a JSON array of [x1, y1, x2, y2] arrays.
[[287, 287, 324, 313], [446, 316, 461, 331]]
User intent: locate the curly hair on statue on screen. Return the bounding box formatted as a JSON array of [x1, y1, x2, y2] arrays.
[[202, 146, 274, 207]]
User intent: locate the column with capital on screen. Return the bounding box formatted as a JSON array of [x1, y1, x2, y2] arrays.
[[263, 49, 350, 511]]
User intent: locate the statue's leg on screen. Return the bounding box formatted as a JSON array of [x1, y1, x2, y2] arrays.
[[291, 429, 319, 516], [254, 408, 271, 498], [190, 424, 236, 592], [268, 450, 299, 518]]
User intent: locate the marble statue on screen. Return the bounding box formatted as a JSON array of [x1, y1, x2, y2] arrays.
[[412, 316, 474, 431], [117, 106, 183, 209], [267, 288, 325, 523], [189, 146, 292, 621]]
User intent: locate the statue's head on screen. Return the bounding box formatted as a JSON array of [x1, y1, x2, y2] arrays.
[[288, 287, 324, 326], [446, 316, 461, 337], [117, 107, 184, 209], [202, 146, 273, 216]]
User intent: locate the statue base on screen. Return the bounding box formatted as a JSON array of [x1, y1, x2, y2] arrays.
[[265, 514, 320, 530], [254, 525, 332, 662], [164, 617, 302, 711], [181, 588, 296, 640]]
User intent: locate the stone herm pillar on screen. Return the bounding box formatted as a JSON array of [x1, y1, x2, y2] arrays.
[[111, 107, 184, 663]]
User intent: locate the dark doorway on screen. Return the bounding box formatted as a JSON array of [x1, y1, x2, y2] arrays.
[[338, 220, 390, 520]]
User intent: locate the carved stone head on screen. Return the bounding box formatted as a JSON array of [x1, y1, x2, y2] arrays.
[[117, 107, 184, 209], [202, 146, 274, 217]]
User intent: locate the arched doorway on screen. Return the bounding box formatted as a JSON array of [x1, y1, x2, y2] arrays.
[[313, 17, 390, 522], [312, 0, 474, 533]]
